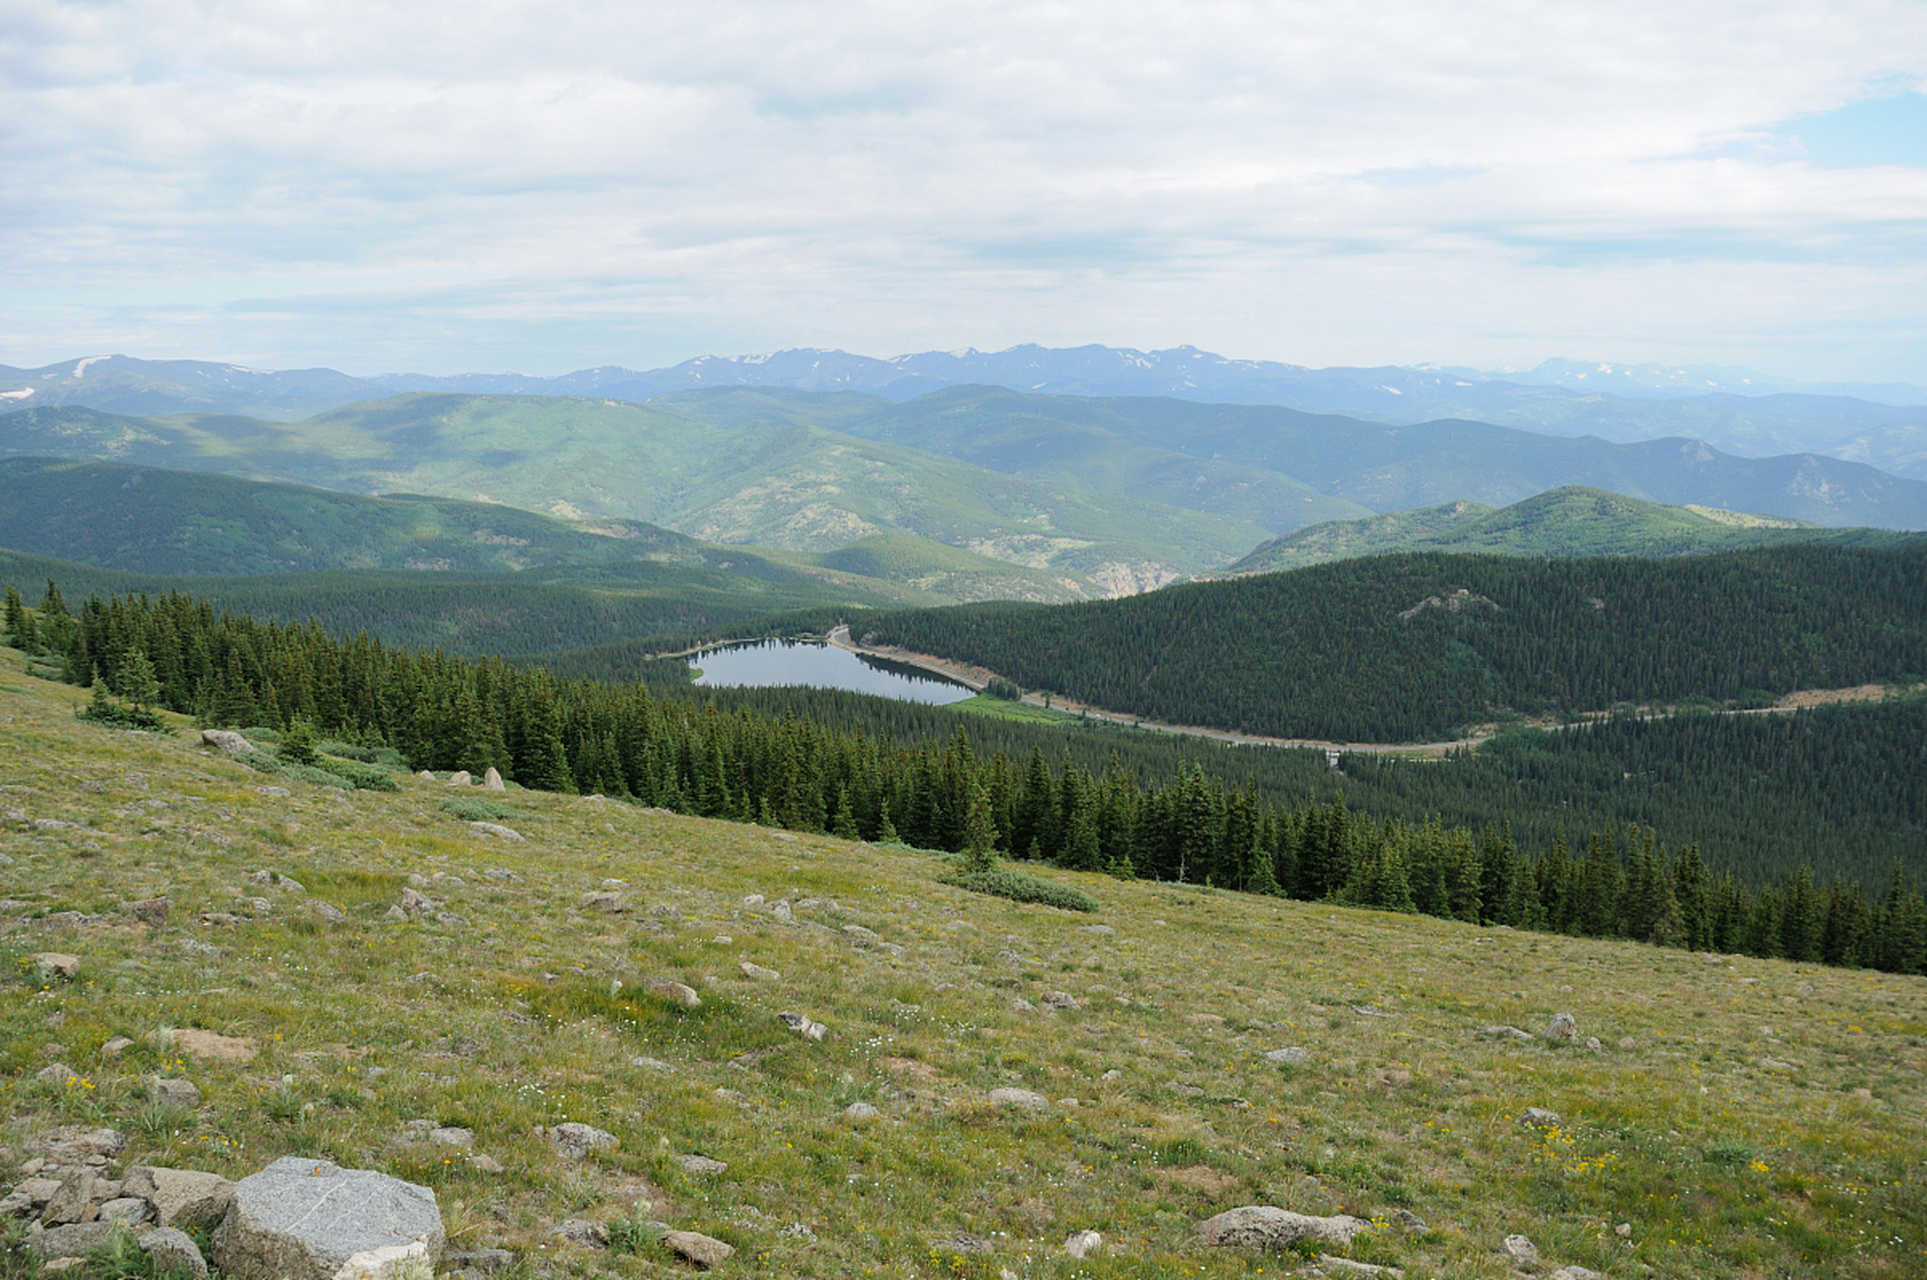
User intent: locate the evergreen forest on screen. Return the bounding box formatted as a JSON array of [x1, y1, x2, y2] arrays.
[[8, 576, 1927, 978], [862, 546, 1927, 740]]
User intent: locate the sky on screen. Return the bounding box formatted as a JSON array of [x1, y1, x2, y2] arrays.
[[3, 1, 1926, 381]]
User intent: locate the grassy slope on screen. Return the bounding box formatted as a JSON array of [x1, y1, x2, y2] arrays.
[[1226, 487, 1922, 575], [0, 399, 1265, 587], [2, 654, 1923, 1279]]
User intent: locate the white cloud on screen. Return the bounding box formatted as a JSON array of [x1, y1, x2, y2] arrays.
[[2, 0, 1925, 378]]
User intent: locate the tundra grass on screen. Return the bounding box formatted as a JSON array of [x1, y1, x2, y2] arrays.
[[1, 647, 1924, 1279]]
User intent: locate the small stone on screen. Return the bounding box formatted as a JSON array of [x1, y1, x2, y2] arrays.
[[467, 822, 523, 842], [549, 1219, 609, 1250], [1522, 1107, 1562, 1126], [36, 1063, 81, 1087], [1548, 1268, 1603, 1280], [140, 1226, 210, 1278], [1394, 1208, 1428, 1233], [396, 888, 435, 917], [934, 1232, 994, 1255], [1481, 1025, 1533, 1041], [740, 894, 764, 908], [430, 1127, 474, 1148], [1063, 1230, 1102, 1259], [547, 1123, 618, 1161], [151, 1078, 201, 1108], [843, 1102, 880, 1120], [1584, 1036, 1603, 1052], [1501, 1233, 1540, 1263], [780, 1222, 817, 1244], [1618, 1036, 1638, 1050], [1317, 1258, 1405, 1278], [447, 771, 472, 786], [416, 771, 435, 781], [579, 891, 625, 913], [1265, 1047, 1309, 1065], [1040, 990, 1081, 1011], [646, 980, 701, 1009], [1544, 1012, 1579, 1041], [673, 1154, 727, 1176], [128, 897, 171, 928], [311, 902, 347, 924], [466, 1155, 504, 1174], [1614, 1222, 1632, 1238], [165, 1029, 256, 1062], [988, 1087, 1050, 1111], [97, 1196, 152, 1226], [769, 899, 793, 922], [663, 1230, 734, 1269], [1100, 1068, 1122, 1081], [32, 953, 81, 981], [631, 1057, 675, 1072], [101, 1037, 135, 1058], [482, 767, 504, 791], [1008, 997, 1036, 1013], [779, 1011, 826, 1040]]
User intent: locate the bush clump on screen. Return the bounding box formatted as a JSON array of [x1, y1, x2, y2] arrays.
[[952, 867, 1100, 913]]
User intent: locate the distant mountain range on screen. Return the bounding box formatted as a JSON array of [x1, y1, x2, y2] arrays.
[[5, 346, 1924, 478], [1223, 486, 1927, 576], [5, 387, 1925, 599]]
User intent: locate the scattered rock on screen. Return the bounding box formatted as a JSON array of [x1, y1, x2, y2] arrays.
[[128, 897, 172, 928], [646, 980, 701, 1009], [1614, 1222, 1632, 1238], [1195, 1206, 1370, 1251], [1481, 1025, 1533, 1041], [467, 822, 523, 842], [209, 1156, 444, 1280], [780, 1222, 817, 1244], [200, 730, 256, 755], [1618, 1036, 1638, 1050], [1522, 1107, 1562, 1126], [101, 1037, 134, 1058], [165, 1029, 257, 1063], [1501, 1233, 1540, 1264], [123, 1167, 236, 1229], [1544, 1012, 1579, 1041], [28, 1222, 117, 1263], [429, 1127, 474, 1148], [1008, 997, 1036, 1013], [933, 1232, 994, 1255], [631, 1057, 675, 1072], [151, 1078, 202, 1108], [1063, 1230, 1103, 1258], [141, 1226, 210, 1278], [842, 924, 881, 945], [482, 768, 504, 792], [32, 1127, 126, 1164], [36, 1062, 81, 1087], [311, 901, 347, 924], [663, 1230, 734, 1269], [416, 771, 435, 781], [779, 1012, 826, 1041], [548, 1219, 608, 1249], [769, 899, 793, 922], [988, 1087, 1050, 1111], [97, 1196, 152, 1226], [447, 771, 472, 786], [1393, 1208, 1428, 1233], [1265, 1047, 1309, 1065], [1584, 1036, 1603, 1052], [1040, 990, 1081, 1011], [579, 891, 624, 913], [1548, 1268, 1603, 1280], [32, 952, 81, 981], [842, 1102, 880, 1121], [1079, 924, 1115, 936], [1318, 1257, 1404, 1278], [40, 1171, 96, 1224], [547, 1123, 618, 1161], [673, 1154, 727, 1176], [467, 1155, 504, 1174], [1100, 1068, 1122, 1082]]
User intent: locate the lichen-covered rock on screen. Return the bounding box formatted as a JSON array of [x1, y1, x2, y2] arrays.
[[1544, 1012, 1579, 1041], [987, 1087, 1049, 1111], [209, 1157, 443, 1280], [123, 1167, 236, 1230], [28, 1222, 117, 1261], [1195, 1206, 1370, 1251], [546, 1123, 618, 1161], [140, 1226, 209, 1278], [663, 1230, 734, 1269]]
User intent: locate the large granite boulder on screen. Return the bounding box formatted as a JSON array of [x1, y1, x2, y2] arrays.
[[1196, 1206, 1371, 1251], [210, 1157, 443, 1280]]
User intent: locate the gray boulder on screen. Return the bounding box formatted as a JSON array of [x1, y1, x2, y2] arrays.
[[141, 1226, 209, 1277], [663, 1230, 733, 1269], [209, 1156, 443, 1280], [1195, 1206, 1370, 1251], [482, 768, 504, 792], [200, 729, 256, 755], [39, 1171, 95, 1224], [151, 1078, 202, 1108], [1521, 1107, 1562, 1127], [548, 1219, 608, 1249], [988, 1087, 1050, 1111], [1264, 1047, 1309, 1065], [779, 1011, 826, 1041], [97, 1197, 153, 1226], [1544, 1012, 1579, 1041]]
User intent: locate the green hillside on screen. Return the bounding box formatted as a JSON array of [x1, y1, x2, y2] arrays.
[[1226, 486, 1923, 573], [7, 650, 1927, 1280], [863, 546, 1927, 741], [0, 397, 1268, 588], [661, 385, 1927, 530]]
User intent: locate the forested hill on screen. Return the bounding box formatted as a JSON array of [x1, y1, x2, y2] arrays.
[[862, 546, 1927, 741]]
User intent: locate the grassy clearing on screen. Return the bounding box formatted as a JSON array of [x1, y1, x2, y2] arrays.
[[1, 647, 1924, 1278]]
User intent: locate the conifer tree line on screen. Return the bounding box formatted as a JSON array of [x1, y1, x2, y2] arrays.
[[862, 546, 1927, 741], [8, 578, 1927, 975]]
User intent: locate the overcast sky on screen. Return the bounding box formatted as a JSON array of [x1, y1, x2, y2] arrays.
[[3, 0, 1925, 380]]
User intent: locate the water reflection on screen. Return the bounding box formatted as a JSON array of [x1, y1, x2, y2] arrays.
[[689, 639, 975, 705]]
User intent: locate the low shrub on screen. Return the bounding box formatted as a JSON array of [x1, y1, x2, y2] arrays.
[[950, 866, 1100, 913]]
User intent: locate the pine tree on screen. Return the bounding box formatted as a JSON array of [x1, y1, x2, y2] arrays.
[[875, 798, 900, 844], [961, 783, 998, 875], [281, 718, 321, 767], [832, 787, 861, 841], [116, 647, 162, 712]]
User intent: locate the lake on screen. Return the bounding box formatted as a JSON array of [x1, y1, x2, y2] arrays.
[[689, 639, 976, 705]]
